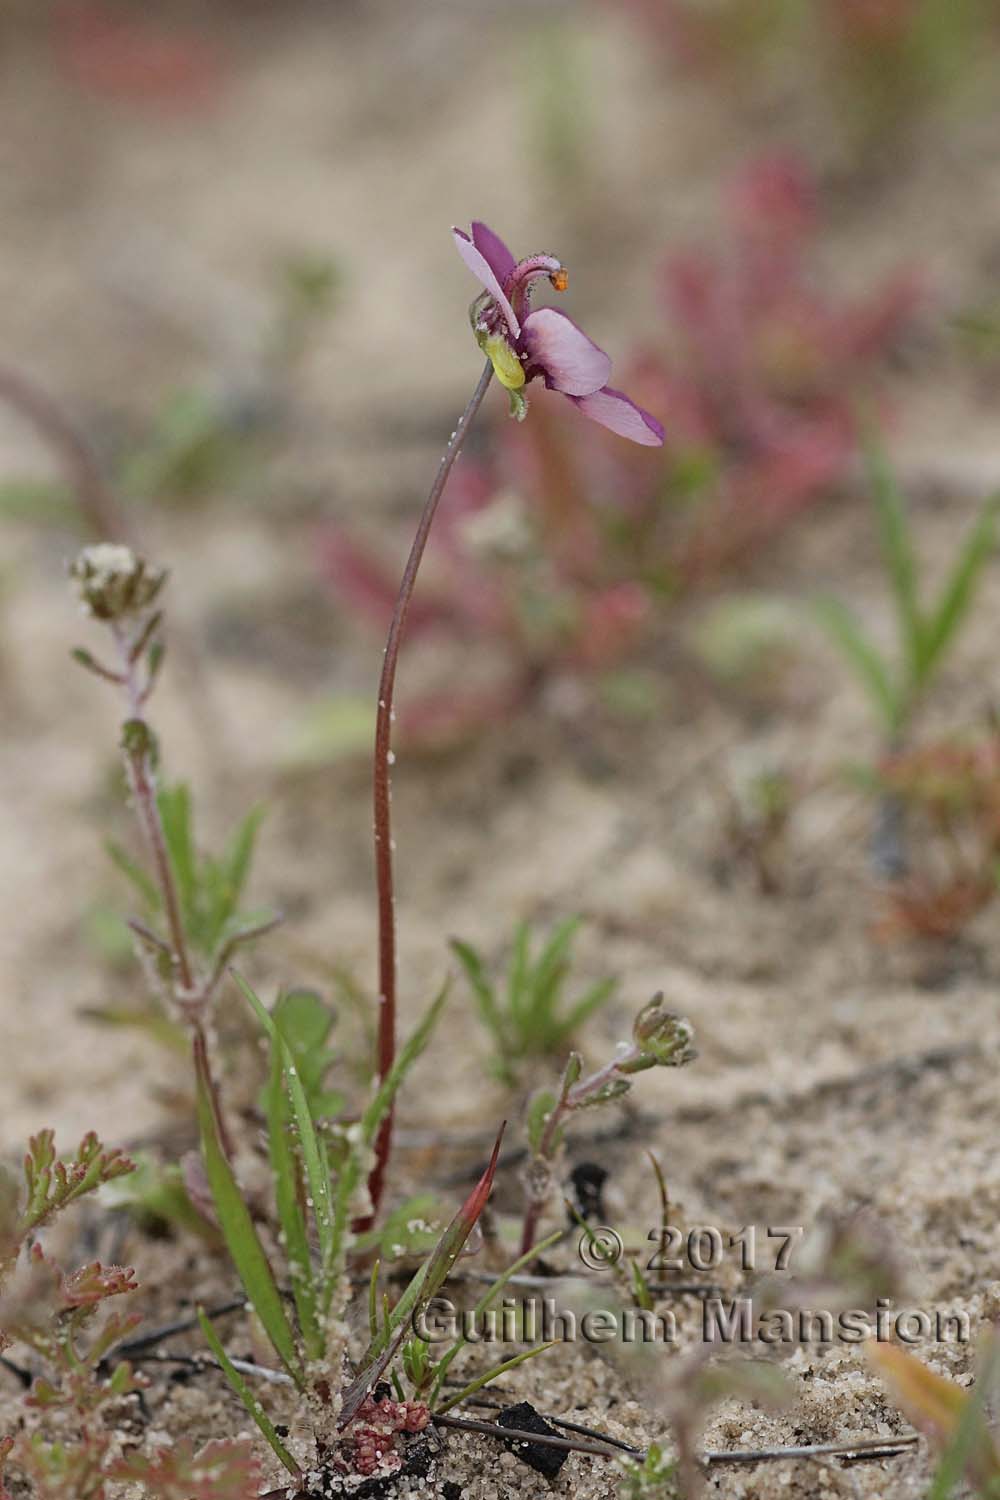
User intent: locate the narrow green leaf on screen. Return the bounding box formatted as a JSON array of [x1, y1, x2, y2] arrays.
[[531, 918, 580, 1032], [194, 1042, 302, 1384], [224, 805, 266, 908], [233, 974, 335, 1291], [449, 939, 507, 1053], [918, 491, 1000, 690], [435, 1341, 559, 1415], [558, 976, 617, 1042], [340, 1123, 505, 1429], [506, 922, 532, 1030], [811, 595, 900, 733], [262, 1008, 321, 1359], [156, 783, 197, 921], [197, 1309, 300, 1479], [329, 982, 449, 1277], [865, 432, 923, 676], [427, 1229, 562, 1410], [105, 839, 161, 913]]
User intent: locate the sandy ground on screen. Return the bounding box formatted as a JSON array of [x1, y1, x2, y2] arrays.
[[3, 3, 1000, 1496]]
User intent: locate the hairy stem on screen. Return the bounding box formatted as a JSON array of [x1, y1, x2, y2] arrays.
[[363, 360, 494, 1228], [0, 363, 127, 541], [112, 622, 234, 1159]]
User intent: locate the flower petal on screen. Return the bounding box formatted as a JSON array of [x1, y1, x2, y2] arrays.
[[567, 385, 665, 446], [471, 222, 517, 287], [522, 307, 611, 396], [452, 227, 519, 337]]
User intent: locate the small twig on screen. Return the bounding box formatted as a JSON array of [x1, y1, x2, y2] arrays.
[[204, 915, 284, 996], [126, 916, 173, 958], [702, 1433, 919, 1465], [128, 1350, 295, 1387], [432, 1409, 626, 1459], [108, 1297, 246, 1360], [434, 1412, 920, 1471]]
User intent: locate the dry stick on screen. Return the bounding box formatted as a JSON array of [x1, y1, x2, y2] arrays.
[[0, 362, 127, 541], [362, 359, 494, 1229], [434, 1413, 920, 1468]]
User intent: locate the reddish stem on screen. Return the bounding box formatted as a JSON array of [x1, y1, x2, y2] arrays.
[[362, 360, 493, 1229], [0, 363, 127, 541]]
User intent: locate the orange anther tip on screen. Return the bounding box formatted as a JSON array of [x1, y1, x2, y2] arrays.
[[551, 268, 569, 292]]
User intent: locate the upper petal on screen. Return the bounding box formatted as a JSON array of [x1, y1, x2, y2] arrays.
[[452, 227, 520, 337], [567, 385, 665, 446], [471, 222, 517, 287], [522, 307, 611, 396]]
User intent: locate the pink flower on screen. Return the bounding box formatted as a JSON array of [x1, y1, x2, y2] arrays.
[[453, 221, 664, 447]]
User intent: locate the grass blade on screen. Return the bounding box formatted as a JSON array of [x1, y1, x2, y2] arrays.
[[919, 491, 1000, 689], [449, 938, 506, 1053], [435, 1341, 559, 1415], [559, 976, 617, 1041], [811, 595, 899, 734], [197, 1309, 301, 1479], [507, 922, 532, 1031], [194, 1037, 302, 1385], [865, 431, 923, 676]]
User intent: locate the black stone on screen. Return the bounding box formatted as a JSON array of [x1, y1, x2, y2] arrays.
[[496, 1401, 568, 1480]]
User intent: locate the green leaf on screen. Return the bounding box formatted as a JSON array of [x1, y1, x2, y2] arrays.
[[105, 838, 161, 913], [268, 988, 342, 1119], [426, 1229, 562, 1410], [435, 1341, 559, 1415], [194, 1040, 302, 1384], [531, 917, 580, 1035], [329, 982, 449, 1276], [157, 783, 197, 923], [506, 922, 532, 1031], [223, 805, 266, 908], [351, 1194, 440, 1260], [865, 432, 923, 678], [811, 595, 900, 733], [918, 491, 1000, 690], [526, 1089, 557, 1155], [260, 1013, 321, 1358], [197, 1309, 300, 1480], [233, 976, 335, 1308], [558, 976, 617, 1041], [340, 1123, 505, 1429], [450, 938, 507, 1054]]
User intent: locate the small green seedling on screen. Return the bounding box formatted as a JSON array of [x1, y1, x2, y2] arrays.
[[451, 917, 617, 1085], [813, 436, 999, 741]]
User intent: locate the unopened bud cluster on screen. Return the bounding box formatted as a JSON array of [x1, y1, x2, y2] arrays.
[[70, 544, 166, 622]]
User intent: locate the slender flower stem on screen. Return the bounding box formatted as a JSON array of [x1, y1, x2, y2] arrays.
[[114, 625, 195, 997], [112, 621, 234, 1160], [363, 360, 494, 1228], [0, 363, 127, 541]]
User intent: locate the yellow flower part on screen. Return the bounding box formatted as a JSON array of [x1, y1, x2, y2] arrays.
[[483, 333, 526, 391]]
